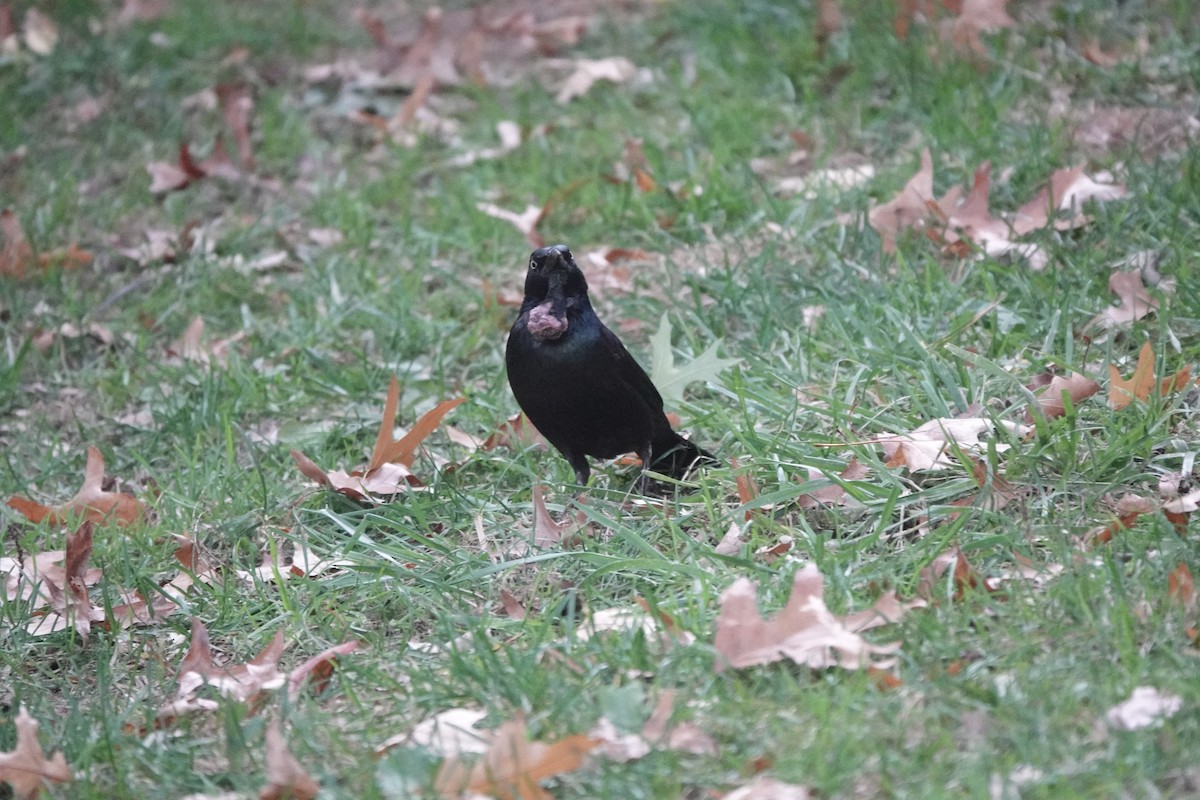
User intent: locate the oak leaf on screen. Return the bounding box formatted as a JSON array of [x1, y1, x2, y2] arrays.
[[1105, 686, 1182, 730], [7, 446, 146, 526], [259, 719, 319, 800], [1026, 372, 1100, 422], [868, 148, 934, 253], [0, 706, 72, 800], [434, 714, 598, 800], [874, 418, 1028, 471], [648, 313, 739, 407], [555, 56, 636, 104], [713, 564, 920, 672], [1108, 342, 1193, 410], [292, 376, 463, 501]]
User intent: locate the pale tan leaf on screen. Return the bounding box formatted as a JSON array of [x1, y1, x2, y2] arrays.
[[0, 707, 72, 799], [1105, 686, 1182, 730], [259, 720, 319, 800]]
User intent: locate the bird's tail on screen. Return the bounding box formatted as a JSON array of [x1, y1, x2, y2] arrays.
[[649, 433, 717, 480]]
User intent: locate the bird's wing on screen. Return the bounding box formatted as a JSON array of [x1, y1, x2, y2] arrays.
[[599, 323, 665, 412]]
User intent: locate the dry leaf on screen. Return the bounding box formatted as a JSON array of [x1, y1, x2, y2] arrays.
[[434, 714, 598, 800], [22, 8, 57, 55], [293, 377, 463, 501], [1108, 342, 1192, 410], [482, 412, 546, 452], [0, 706, 72, 799], [1168, 563, 1196, 611], [951, 0, 1016, 57], [1086, 269, 1161, 333], [259, 720, 319, 800], [1026, 372, 1100, 422], [721, 777, 813, 800], [0, 208, 34, 278], [476, 201, 545, 248], [1086, 494, 1156, 545], [26, 522, 106, 639], [555, 56, 636, 104], [713, 521, 745, 556], [868, 148, 933, 253], [713, 564, 920, 672], [797, 458, 868, 509], [7, 446, 146, 526], [395, 708, 490, 757], [874, 418, 1028, 471], [1105, 686, 1182, 730]]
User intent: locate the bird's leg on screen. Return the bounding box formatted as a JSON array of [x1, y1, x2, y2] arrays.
[[636, 442, 654, 495], [566, 451, 590, 489]]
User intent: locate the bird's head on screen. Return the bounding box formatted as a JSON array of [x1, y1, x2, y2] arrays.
[[522, 244, 588, 341]]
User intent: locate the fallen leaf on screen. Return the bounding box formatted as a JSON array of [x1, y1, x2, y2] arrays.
[[216, 83, 255, 171], [555, 56, 636, 104], [1086, 494, 1156, 545], [482, 412, 546, 452], [476, 201, 545, 248], [648, 313, 739, 407], [22, 8, 57, 55], [0, 208, 34, 278], [1108, 342, 1192, 410], [951, 0, 1016, 57], [1026, 372, 1100, 422], [1086, 269, 1162, 333], [1168, 563, 1196, 611], [916, 548, 1001, 602], [396, 708, 490, 757], [874, 418, 1028, 471], [713, 564, 920, 672], [293, 377, 463, 501], [1105, 686, 1182, 730], [259, 720, 319, 800], [797, 458, 868, 509], [26, 522, 106, 639], [868, 148, 933, 253], [531, 484, 577, 547], [434, 714, 598, 799], [7, 446, 146, 526], [713, 521, 745, 555], [721, 777, 813, 799], [0, 706, 72, 799]]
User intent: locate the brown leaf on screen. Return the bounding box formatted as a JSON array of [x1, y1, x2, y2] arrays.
[[287, 640, 360, 699], [368, 378, 466, 470], [868, 148, 934, 252], [874, 418, 1028, 471], [1168, 563, 1196, 611], [797, 458, 868, 509], [531, 483, 566, 547], [0, 706, 72, 799], [216, 83, 255, 171], [294, 378, 463, 500], [434, 714, 598, 799], [721, 776, 813, 799], [950, 0, 1016, 57], [1026, 372, 1100, 422], [482, 412, 546, 451], [7, 447, 146, 527], [0, 208, 34, 278], [555, 57, 636, 104], [259, 720, 319, 800], [476, 201, 546, 248], [732, 457, 759, 521], [1086, 494, 1155, 545], [713, 564, 919, 672], [1086, 269, 1161, 333]]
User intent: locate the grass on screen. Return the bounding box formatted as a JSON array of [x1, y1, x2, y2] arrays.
[[2, 0, 1200, 797]]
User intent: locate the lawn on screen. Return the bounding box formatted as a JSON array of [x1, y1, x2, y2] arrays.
[[2, 0, 1199, 797]]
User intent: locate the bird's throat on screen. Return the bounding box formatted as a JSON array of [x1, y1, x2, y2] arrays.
[[527, 300, 569, 341]]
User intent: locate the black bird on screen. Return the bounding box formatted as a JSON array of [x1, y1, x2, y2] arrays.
[[505, 244, 715, 489]]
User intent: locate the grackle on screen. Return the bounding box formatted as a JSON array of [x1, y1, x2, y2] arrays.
[[505, 244, 715, 489]]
